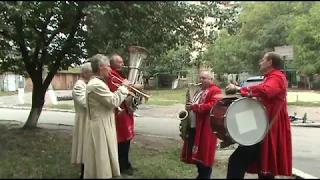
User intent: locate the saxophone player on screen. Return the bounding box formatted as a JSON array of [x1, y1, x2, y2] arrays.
[[181, 71, 222, 179], [105, 54, 142, 176]]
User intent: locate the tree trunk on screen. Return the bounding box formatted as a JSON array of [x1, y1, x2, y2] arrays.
[[22, 85, 45, 130]]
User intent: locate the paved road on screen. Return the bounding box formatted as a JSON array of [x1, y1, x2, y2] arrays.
[[1, 90, 320, 122], [0, 108, 319, 177]]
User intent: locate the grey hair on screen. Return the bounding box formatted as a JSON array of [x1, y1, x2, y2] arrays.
[[89, 54, 110, 73], [110, 53, 121, 66], [80, 62, 92, 76]]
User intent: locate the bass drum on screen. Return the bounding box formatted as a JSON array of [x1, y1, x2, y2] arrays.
[[210, 97, 269, 146]]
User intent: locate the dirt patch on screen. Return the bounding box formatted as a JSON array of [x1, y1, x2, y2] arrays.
[[132, 134, 181, 153]]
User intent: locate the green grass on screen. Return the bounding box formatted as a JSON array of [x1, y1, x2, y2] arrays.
[[0, 123, 216, 179], [145, 89, 320, 107], [145, 89, 186, 105], [0, 123, 295, 179], [0, 91, 17, 97], [287, 101, 320, 107]]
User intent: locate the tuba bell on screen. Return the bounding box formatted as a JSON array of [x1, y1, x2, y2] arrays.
[[124, 46, 150, 114]]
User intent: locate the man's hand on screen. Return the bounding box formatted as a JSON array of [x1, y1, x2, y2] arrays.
[[121, 79, 132, 87], [225, 83, 239, 94], [185, 103, 192, 111], [132, 83, 143, 90]]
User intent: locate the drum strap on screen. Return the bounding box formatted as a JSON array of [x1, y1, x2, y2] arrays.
[[265, 100, 285, 133]]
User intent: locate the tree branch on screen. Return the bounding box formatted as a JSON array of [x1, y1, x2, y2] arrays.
[[13, 15, 36, 80], [33, 15, 51, 68], [26, 19, 41, 35], [42, 4, 87, 91]]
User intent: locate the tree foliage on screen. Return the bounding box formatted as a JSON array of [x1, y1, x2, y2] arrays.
[[287, 2, 320, 75], [203, 1, 317, 74], [84, 1, 242, 74], [202, 30, 249, 74], [0, 1, 241, 129], [0, 1, 89, 129], [156, 45, 191, 74]]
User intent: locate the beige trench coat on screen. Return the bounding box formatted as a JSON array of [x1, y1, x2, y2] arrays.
[[71, 79, 88, 164], [84, 76, 129, 179]]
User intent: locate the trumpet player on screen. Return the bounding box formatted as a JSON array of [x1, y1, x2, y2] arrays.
[[105, 53, 142, 176], [83, 54, 131, 179], [181, 71, 222, 179]]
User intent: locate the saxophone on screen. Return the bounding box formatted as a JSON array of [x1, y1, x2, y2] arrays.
[[177, 83, 201, 140]]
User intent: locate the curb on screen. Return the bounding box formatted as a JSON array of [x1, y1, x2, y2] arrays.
[[292, 168, 318, 179], [0, 105, 75, 113], [0, 105, 140, 117], [291, 123, 320, 128]]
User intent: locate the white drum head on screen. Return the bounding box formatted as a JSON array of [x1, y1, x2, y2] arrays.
[[225, 97, 269, 146]]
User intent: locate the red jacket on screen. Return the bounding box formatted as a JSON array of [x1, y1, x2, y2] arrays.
[[240, 69, 292, 176], [181, 84, 222, 167], [105, 69, 135, 142]]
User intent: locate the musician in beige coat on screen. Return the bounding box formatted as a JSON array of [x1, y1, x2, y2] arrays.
[[84, 54, 131, 179], [71, 62, 92, 179]]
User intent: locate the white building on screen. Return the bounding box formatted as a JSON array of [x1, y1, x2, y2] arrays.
[[0, 72, 25, 92]]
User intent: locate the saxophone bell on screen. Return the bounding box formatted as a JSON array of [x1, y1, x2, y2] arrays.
[[177, 109, 189, 121]]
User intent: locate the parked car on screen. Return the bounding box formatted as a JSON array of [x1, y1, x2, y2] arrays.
[[243, 76, 264, 87]]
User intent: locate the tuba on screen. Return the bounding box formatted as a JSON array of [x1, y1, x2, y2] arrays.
[[124, 46, 149, 114], [177, 83, 201, 140]]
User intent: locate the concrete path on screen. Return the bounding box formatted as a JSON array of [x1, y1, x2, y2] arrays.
[[0, 108, 319, 178]]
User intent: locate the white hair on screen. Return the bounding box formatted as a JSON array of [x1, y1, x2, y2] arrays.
[[89, 54, 110, 73], [80, 62, 92, 76]]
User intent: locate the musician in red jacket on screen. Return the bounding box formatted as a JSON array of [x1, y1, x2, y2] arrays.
[[181, 71, 222, 179], [225, 52, 292, 179], [106, 54, 142, 176]]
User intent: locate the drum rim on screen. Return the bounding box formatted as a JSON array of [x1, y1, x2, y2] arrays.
[[224, 97, 270, 146]]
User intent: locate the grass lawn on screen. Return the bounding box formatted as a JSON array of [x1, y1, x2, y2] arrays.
[[0, 123, 296, 179], [287, 101, 320, 107], [144, 89, 186, 105], [0, 91, 17, 97], [145, 89, 320, 107], [0, 123, 210, 179]]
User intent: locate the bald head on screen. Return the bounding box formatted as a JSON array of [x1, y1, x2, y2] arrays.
[[110, 54, 124, 70], [199, 71, 214, 88], [199, 71, 213, 80]]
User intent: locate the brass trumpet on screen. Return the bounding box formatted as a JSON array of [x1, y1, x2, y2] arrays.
[[110, 74, 151, 99]]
